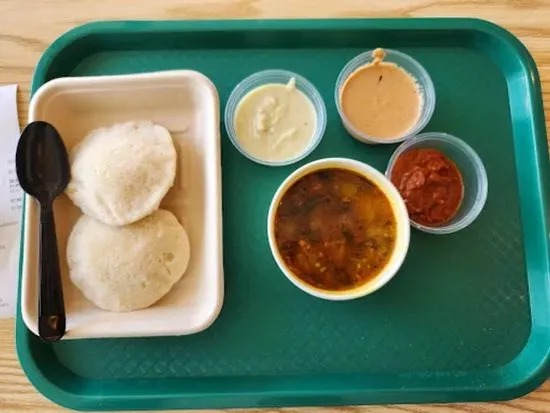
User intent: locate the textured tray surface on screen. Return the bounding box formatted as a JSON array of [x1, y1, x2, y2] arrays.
[[16, 19, 550, 410]]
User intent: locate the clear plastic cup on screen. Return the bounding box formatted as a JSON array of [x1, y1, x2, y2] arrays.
[[385, 132, 488, 234], [335, 49, 436, 145], [225, 69, 327, 166]]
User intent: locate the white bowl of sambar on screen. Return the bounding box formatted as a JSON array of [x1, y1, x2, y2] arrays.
[[267, 158, 410, 300]]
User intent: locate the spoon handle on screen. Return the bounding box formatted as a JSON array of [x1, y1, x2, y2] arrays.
[[38, 205, 66, 342]]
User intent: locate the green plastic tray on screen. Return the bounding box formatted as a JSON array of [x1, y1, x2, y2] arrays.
[[16, 18, 550, 410]]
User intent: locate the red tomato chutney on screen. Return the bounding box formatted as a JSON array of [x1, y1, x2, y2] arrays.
[[390, 148, 464, 226]]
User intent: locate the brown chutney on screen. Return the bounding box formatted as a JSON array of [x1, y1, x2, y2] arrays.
[[339, 48, 422, 139]]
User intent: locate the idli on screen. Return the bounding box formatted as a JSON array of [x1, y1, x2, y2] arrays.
[[67, 209, 190, 312], [66, 121, 177, 226]]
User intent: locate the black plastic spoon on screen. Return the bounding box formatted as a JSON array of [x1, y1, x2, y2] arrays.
[[16, 121, 70, 342]]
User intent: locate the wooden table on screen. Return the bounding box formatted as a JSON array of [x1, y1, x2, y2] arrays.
[[1, 0, 550, 412]]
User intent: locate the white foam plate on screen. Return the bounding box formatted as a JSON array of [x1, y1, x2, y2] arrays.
[[21, 70, 224, 339]]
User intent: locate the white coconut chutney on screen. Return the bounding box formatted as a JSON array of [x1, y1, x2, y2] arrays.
[[234, 78, 317, 162]]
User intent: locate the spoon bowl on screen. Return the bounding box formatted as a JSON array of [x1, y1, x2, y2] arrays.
[[16, 121, 70, 202]]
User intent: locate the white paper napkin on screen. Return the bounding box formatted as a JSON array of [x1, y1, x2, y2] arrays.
[[0, 84, 22, 318]]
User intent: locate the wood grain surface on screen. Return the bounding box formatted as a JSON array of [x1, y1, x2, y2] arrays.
[[1, 0, 550, 412]]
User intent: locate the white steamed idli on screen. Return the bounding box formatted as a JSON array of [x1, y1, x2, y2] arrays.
[[67, 209, 190, 312], [66, 121, 177, 226]]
